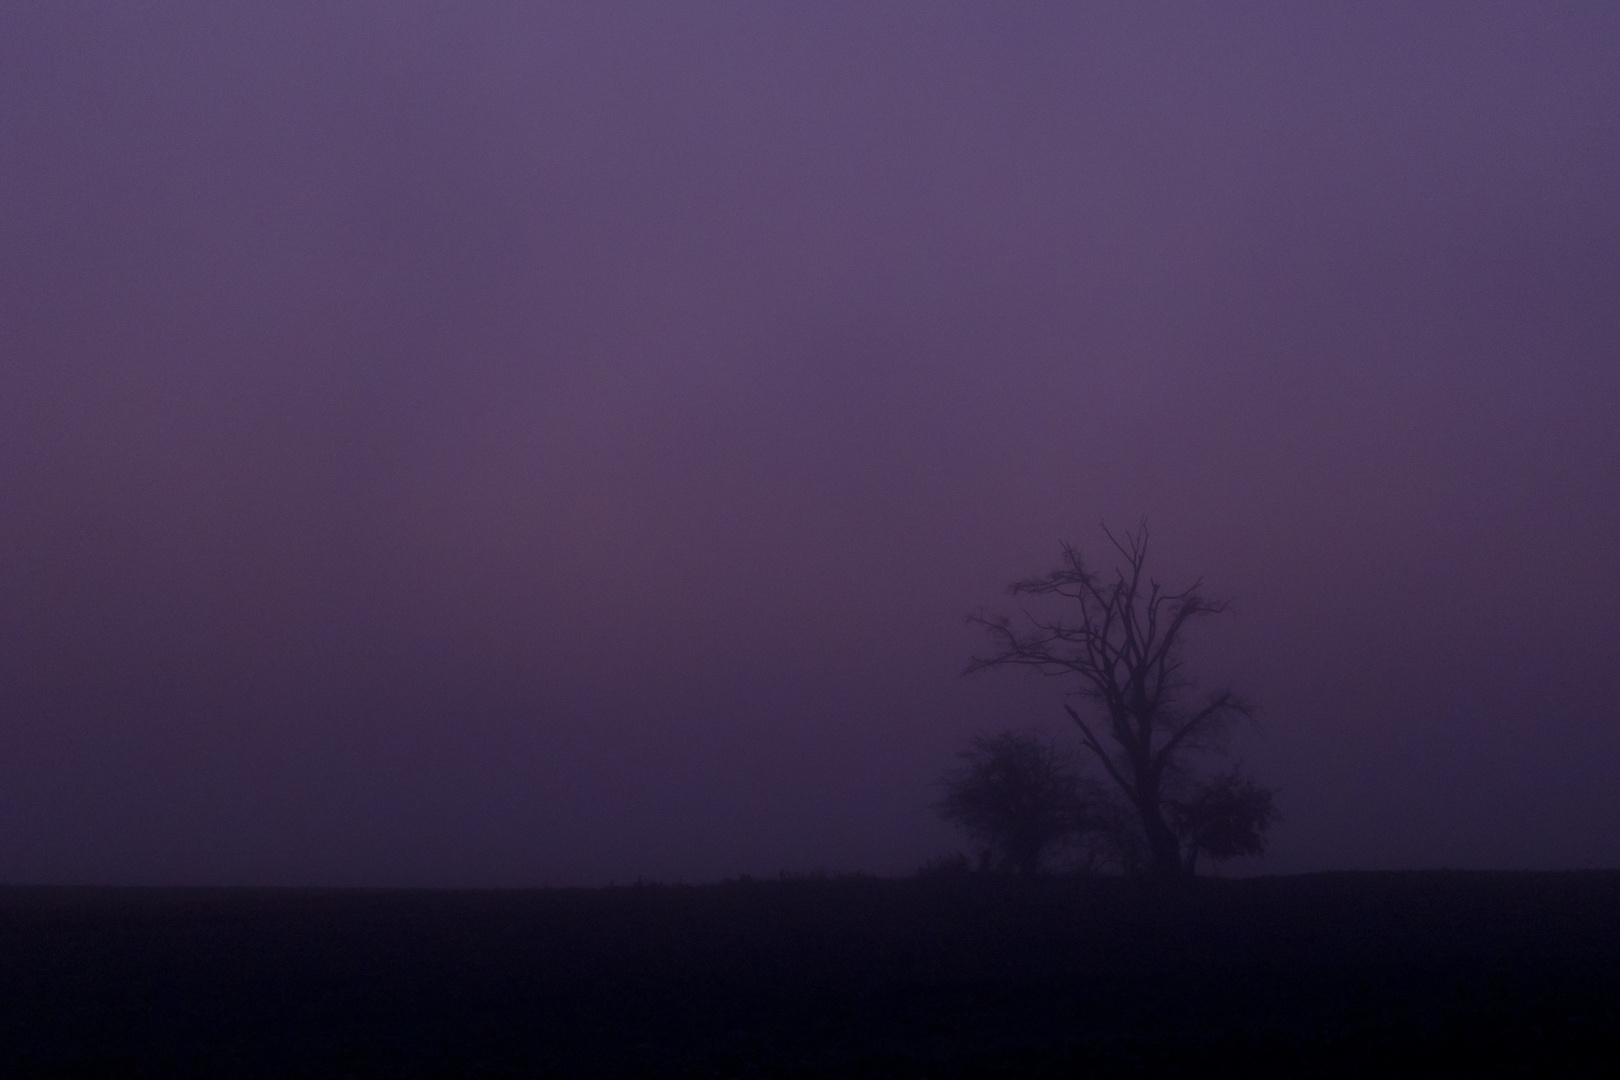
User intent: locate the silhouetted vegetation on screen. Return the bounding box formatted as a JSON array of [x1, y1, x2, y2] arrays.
[[1169, 765, 1279, 873], [969, 523, 1276, 878], [1, 873, 1617, 1076], [934, 731, 1104, 874]]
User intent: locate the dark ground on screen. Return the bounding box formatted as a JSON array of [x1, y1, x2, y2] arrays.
[[1, 870, 1616, 1077]]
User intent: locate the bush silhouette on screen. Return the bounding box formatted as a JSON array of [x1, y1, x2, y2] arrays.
[[935, 731, 1106, 875]]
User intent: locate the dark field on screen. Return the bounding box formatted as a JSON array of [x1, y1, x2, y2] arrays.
[[2, 871, 1617, 1077]]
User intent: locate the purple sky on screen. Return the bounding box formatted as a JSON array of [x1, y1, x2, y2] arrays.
[[2, 3, 1618, 886]]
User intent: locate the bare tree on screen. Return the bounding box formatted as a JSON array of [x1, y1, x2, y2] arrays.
[[968, 523, 1268, 879], [935, 731, 1101, 875]]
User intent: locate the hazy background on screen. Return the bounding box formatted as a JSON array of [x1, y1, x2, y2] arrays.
[[2, 2, 1617, 886]]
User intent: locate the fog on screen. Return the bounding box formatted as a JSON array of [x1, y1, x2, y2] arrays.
[[2, 3, 1617, 885]]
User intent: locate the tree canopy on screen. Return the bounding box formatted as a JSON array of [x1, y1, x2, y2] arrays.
[[935, 731, 1103, 875]]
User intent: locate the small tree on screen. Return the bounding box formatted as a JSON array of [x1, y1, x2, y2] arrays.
[[1169, 768, 1279, 874], [968, 523, 1275, 879], [935, 731, 1099, 875]]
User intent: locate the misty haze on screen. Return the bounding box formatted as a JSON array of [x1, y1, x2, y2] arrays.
[[2, 3, 1618, 1074]]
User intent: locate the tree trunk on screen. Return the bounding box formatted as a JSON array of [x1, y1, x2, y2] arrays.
[[1136, 792, 1186, 879]]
